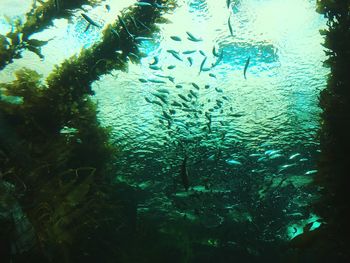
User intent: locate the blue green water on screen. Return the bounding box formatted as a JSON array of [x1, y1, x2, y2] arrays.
[[0, 0, 329, 258], [93, 0, 328, 242]]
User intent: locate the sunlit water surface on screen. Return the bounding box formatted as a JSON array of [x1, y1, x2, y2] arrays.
[[0, 0, 329, 255]]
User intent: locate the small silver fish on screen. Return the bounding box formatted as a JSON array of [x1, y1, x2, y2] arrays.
[[216, 99, 223, 105], [149, 65, 162, 70], [289, 153, 301, 160], [226, 159, 242, 165], [152, 100, 162, 107], [163, 111, 172, 119], [199, 56, 207, 75], [212, 50, 223, 67], [110, 28, 120, 38], [186, 31, 202, 42], [187, 57, 193, 66], [189, 90, 198, 98], [170, 36, 182, 41], [167, 50, 182, 61], [153, 3, 167, 9], [129, 15, 138, 29], [192, 83, 200, 90], [134, 17, 151, 31], [170, 53, 182, 61], [151, 93, 168, 104], [167, 49, 179, 55], [148, 79, 166, 84], [154, 74, 173, 83], [149, 56, 159, 65], [244, 56, 250, 79], [183, 50, 196, 54], [81, 13, 102, 29], [156, 88, 170, 94], [129, 52, 139, 60], [265, 149, 281, 156], [118, 15, 134, 39], [212, 46, 219, 57], [135, 2, 153, 7], [305, 170, 317, 175], [172, 101, 182, 107], [182, 102, 190, 108], [178, 94, 189, 102], [228, 15, 233, 36], [134, 36, 153, 41], [205, 112, 211, 121], [167, 65, 176, 69]]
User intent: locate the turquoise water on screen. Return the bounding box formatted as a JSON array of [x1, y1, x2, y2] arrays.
[[93, 0, 328, 242], [0, 0, 329, 260]]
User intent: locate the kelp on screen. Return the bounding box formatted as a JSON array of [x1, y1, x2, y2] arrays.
[[316, 0, 350, 226], [0, 19, 23, 69], [0, 1, 178, 261], [0, 0, 102, 70], [0, 65, 122, 261], [288, 0, 350, 261]]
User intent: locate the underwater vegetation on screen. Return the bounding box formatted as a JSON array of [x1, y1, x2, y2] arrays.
[[0, 1, 181, 262], [0, 0, 103, 70], [288, 0, 350, 261], [1, 0, 349, 262]]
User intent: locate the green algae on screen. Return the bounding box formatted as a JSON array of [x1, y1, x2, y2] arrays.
[[0, 1, 180, 261], [0, 0, 103, 70], [287, 1, 350, 261]]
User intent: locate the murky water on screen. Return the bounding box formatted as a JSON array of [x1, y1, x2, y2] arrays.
[[0, 0, 329, 258]]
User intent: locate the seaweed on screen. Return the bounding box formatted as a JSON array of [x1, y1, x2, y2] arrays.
[[288, 0, 350, 261], [0, 0, 103, 70], [1, 1, 180, 261]]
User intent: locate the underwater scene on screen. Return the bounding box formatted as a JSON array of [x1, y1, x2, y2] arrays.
[[2, 0, 344, 262]]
